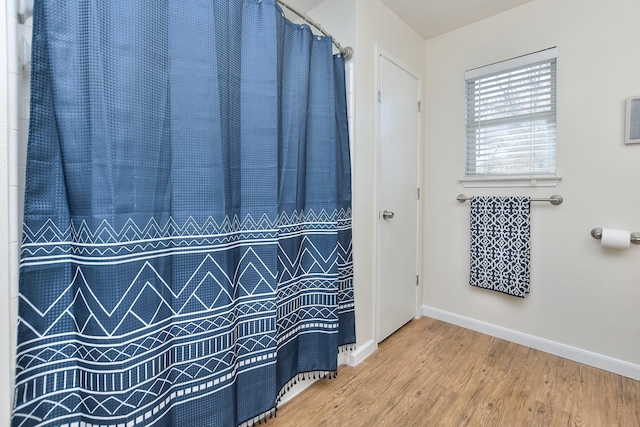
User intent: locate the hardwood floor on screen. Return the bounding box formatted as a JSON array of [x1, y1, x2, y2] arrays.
[[269, 317, 640, 426]]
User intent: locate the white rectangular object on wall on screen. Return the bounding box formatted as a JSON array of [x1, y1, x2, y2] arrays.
[[625, 96, 640, 144]]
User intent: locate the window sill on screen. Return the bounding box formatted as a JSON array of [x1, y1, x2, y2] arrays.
[[460, 175, 562, 188]]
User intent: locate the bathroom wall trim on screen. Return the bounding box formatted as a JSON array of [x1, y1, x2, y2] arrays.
[[421, 305, 640, 381], [345, 338, 376, 367]]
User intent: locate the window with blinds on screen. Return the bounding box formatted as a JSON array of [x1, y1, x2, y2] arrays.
[[465, 48, 558, 180]]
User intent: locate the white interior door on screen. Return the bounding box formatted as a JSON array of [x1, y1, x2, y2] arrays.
[[377, 54, 420, 343]]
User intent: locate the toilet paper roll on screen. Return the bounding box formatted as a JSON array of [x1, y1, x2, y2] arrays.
[[601, 228, 631, 249]]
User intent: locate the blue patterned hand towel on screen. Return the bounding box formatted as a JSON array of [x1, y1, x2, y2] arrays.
[[469, 196, 531, 298]]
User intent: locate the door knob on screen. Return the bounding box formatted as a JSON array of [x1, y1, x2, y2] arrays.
[[382, 210, 395, 220]]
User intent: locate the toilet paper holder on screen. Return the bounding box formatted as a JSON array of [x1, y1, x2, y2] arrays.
[[591, 228, 640, 245]]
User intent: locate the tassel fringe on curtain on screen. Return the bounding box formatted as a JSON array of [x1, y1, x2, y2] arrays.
[[13, 1, 355, 426]]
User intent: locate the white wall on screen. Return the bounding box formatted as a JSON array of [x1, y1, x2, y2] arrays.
[[308, 0, 355, 48], [423, 0, 640, 369], [1, 0, 17, 421], [352, 0, 425, 350]]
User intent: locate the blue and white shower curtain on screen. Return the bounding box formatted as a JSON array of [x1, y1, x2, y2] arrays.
[[13, 1, 354, 426]]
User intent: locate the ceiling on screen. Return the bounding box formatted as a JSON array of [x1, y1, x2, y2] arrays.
[[379, 0, 534, 40], [285, 0, 326, 13], [286, 0, 534, 41]]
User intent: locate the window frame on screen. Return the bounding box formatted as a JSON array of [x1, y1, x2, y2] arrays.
[[461, 47, 561, 188]]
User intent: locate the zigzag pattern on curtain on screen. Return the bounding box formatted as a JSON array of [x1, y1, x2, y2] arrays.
[[15, 211, 353, 426]]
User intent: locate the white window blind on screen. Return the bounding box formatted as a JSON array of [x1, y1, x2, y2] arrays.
[[465, 48, 557, 178]]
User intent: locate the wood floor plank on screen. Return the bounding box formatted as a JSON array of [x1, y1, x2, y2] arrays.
[[269, 317, 640, 426]]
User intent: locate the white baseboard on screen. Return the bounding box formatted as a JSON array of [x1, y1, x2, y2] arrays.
[[421, 305, 640, 381], [343, 339, 376, 367]]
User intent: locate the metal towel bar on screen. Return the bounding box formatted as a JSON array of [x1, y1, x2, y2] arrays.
[[456, 194, 563, 205]]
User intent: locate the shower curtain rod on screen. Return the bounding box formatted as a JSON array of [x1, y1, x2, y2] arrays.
[[277, 0, 354, 61]]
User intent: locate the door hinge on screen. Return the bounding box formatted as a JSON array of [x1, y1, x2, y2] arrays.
[[418, 100, 421, 112], [416, 275, 419, 286], [417, 188, 420, 200], [378, 91, 382, 103]]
